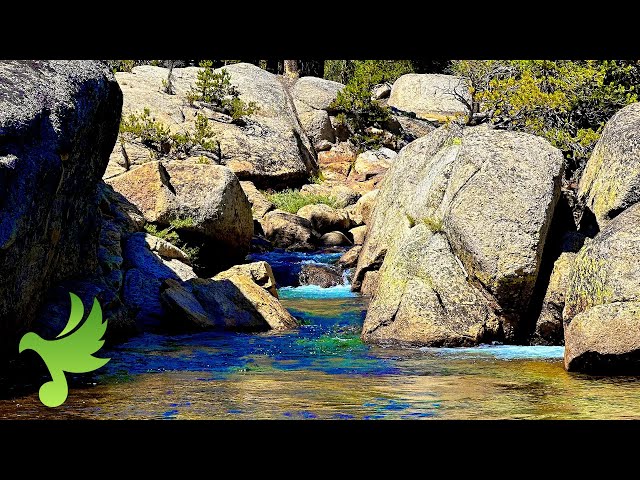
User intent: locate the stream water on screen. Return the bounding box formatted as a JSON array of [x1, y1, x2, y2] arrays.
[[2, 249, 640, 419]]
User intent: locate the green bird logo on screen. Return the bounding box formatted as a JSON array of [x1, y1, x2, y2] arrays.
[[18, 292, 110, 408]]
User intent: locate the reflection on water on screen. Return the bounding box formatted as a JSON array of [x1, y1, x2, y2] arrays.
[[2, 249, 640, 419]]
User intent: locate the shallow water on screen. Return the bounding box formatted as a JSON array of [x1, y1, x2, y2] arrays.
[[2, 249, 640, 419]]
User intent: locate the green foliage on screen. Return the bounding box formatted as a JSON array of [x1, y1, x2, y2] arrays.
[[187, 61, 240, 104], [107, 60, 136, 73], [119, 108, 171, 149], [186, 61, 259, 123], [405, 213, 416, 228], [144, 217, 200, 262], [324, 60, 414, 85], [225, 96, 259, 121], [450, 60, 639, 170], [264, 189, 339, 213], [329, 61, 409, 149], [196, 156, 211, 164], [122, 109, 219, 157]]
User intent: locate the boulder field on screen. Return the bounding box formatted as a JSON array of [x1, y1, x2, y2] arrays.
[[3, 61, 640, 375]]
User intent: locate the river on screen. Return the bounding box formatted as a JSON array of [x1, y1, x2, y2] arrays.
[[2, 249, 640, 419]]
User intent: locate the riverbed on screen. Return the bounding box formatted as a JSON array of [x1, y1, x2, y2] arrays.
[[2, 249, 640, 419]]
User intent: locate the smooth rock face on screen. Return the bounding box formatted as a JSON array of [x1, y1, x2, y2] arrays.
[[160, 279, 214, 330], [388, 74, 471, 122], [214, 261, 279, 298], [299, 263, 343, 288], [355, 125, 564, 344], [292, 76, 344, 113], [337, 246, 362, 268], [317, 143, 357, 180], [362, 225, 501, 346], [240, 180, 274, 219], [349, 225, 367, 245], [107, 160, 253, 269], [299, 109, 335, 147], [564, 203, 640, 372], [0, 60, 122, 353], [261, 210, 317, 251], [350, 189, 379, 226], [160, 261, 296, 332], [297, 203, 351, 233], [361, 271, 380, 297], [533, 252, 576, 345], [320, 231, 352, 246], [191, 273, 298, 331], [111, 63, 317, 188], [578, 102, 640, 227], [353, 148, 397, 178]]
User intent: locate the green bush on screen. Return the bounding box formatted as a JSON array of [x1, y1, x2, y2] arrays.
[[122, 109, 219, 158], [107, 60, 136, 73], [449, 60, 639, 173], [324, 60, 413, 85], [329, 61, 412, 149], [119, 108, 171, 149], [144, 218, 200, 262], [186, 60, 258, 123], [264, 189, 339, 214]]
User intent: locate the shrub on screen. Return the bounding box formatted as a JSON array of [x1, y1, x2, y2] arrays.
[[264, 189, 339, 214], [186, 60, 259, 123], [107, 60, 136, 73], [119, 108, 172, 150], [144, 218, 200, 263], [329, 61, 411, 149], [449, 60, 639, 175]]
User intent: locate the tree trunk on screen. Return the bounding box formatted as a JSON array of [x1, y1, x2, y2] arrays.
[[284, 60, 300, 79]]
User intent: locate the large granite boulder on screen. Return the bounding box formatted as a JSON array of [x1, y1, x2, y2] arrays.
[[355, 125, 564, 344], [388, 74, 471, 122], [563, 203, 640, 373], [110, 63, 317, 188], [297, 203, 351, 233], [363, 225, 502, 346], [107, 160, 253, 269], [260, 210, 317, 251], [0, 60, 122, 355], [578, 102, 640, 227], [292, 76, 344, 113], [160, 260, 294, 332]]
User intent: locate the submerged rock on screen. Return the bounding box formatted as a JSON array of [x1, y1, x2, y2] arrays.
[[299, 263, 343, 288]]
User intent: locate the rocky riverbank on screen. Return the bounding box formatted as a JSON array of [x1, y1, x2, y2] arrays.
[[2, 60, 640, 376]]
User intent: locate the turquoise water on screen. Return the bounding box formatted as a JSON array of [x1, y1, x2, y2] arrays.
[[2, 249, 640, 419]]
